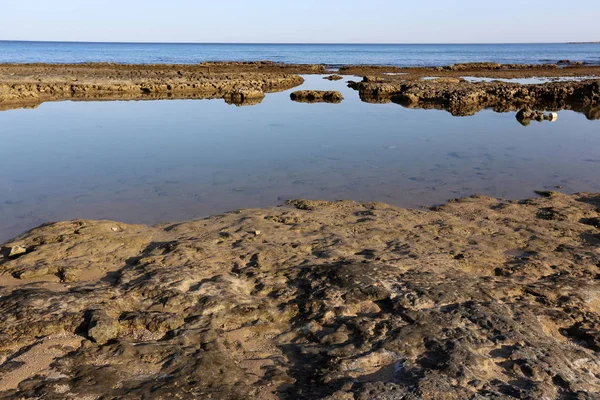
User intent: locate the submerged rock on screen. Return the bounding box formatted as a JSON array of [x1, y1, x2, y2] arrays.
[[323, 75, 343, 81]]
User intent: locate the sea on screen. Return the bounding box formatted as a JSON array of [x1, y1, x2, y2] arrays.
[[0, 41, 599, 66], [1, 42, 600, 242]]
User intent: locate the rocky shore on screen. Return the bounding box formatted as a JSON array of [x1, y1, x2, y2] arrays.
[[0, 62, 322, 109], [1, 62, 600, 113], [1, 62, 600, 399], [290, 90, 344, 103], [1, 192, 600, 399], [350, 78, 600, 118]]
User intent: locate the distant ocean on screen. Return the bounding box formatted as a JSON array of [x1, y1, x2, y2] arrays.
[[0, 41, 599, 66]]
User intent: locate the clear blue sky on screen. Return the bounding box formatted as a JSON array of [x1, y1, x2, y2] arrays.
[[1, 0, 598, 43]]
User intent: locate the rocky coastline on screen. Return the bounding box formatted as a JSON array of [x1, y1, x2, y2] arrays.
[[1, 61, 600, 399], [1, 62, 600, 113], [350, 78, 600, 118], [0, 62, 318, 109], [1, 192, 600, 399]]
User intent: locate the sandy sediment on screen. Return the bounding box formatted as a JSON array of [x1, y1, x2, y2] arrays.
[[1, 192, 600, 399]]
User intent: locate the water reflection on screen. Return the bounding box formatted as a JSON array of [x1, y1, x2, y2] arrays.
[[0, 75, 599, 242]]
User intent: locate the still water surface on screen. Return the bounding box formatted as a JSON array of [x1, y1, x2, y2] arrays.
[[1, 76, 599, 241]]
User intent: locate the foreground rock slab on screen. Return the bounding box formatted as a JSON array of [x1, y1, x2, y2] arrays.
[[1, 192, 600, 399]]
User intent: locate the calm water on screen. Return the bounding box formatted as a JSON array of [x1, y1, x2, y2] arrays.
[[1, 76, 600, 242], [1, 41, 600, 66]]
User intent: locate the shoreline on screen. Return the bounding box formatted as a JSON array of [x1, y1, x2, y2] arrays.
[[1, 61, 599, 114], [1, 62, 600, 398]]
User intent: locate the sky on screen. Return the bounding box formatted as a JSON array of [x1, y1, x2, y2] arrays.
[[1, 0, 598, 44]]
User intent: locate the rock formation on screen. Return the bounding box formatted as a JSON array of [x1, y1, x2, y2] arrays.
[[1, 192, 600, 399], [290, 90, 344, 103], [0, 62, 313, 109], [350, 76, 600, 116]]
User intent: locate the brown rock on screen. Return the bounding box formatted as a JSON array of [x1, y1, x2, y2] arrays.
[[353, 78, 600, 117], [3, 245, 26, 258], [87, 310, 119, 345], [0, 63, 307, 110], [290, 90, 344, 103], [1, 193, 600, 398]]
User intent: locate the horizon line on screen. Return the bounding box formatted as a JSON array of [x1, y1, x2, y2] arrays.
[[0, 39, 592, 45]]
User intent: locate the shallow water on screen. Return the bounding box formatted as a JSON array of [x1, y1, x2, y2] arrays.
[[1, 75, 600, 241]]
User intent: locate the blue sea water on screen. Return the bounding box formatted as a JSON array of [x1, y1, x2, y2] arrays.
[[1, 41, 599, 66]]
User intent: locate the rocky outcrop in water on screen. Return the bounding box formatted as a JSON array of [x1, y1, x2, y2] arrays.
[[223, 88, 266, 106], [2, 62, 600, 113], [1, 192, 600, 399], [290, 90, 344, 103], [351, 77, 600, 116], [0, 63, 315, 109]]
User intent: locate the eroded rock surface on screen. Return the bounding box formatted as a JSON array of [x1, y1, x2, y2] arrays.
[[2, 62, 600, 114], [350, 76, 600, 117], [0, 62, 315, 109], [291, 90, 344, 103], [1, 192, 600, 399]]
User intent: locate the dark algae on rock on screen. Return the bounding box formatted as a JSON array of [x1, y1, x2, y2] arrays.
[[1, 192, 600, 399]]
